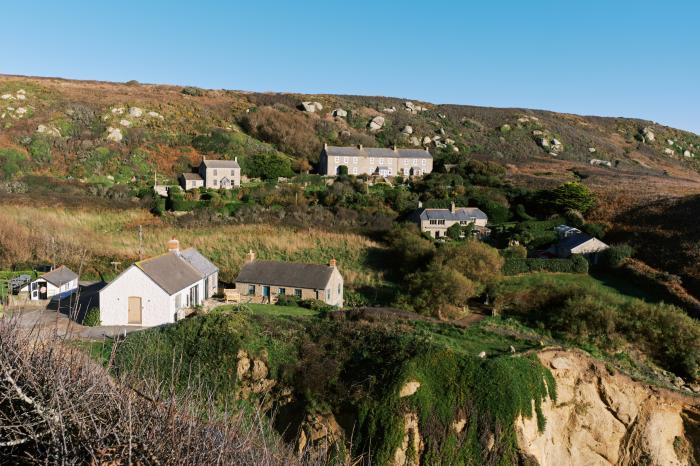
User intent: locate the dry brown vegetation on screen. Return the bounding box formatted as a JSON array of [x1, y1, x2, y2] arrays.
[[0, 318, 304, 465], [0, 205, 384, 285]]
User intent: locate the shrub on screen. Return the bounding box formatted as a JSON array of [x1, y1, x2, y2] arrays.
[[83, 307, 101, 327], [503, 256, 588, 275], [240, 106, 321, 160], [299, 298, 335, 312], [337, 165, 349, 176], [446, 223, 462, 240], [437, 240, 505, 291], [181, 86, 204, 96], [276, 294, 300, 307], [399, 260, 476, 318], [502, 244, 528, 259], [0, 148, 28, 180], [29, 136, 52, 163], [243, 152, 294, 180], [600, 244, 634, 268]]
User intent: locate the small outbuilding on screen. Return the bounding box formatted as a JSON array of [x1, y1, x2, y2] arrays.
[[551, 232, 609, 262], [28, 266, 79, 301]]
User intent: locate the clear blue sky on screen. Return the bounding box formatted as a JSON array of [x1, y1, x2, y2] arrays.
[[3, 0, 698, 133]]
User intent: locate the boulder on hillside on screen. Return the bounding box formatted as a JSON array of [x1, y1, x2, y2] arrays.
[[684, 150, 692, 157], [129, 107, 143, 118], [332, 108, 347, 118], [421, 136, 432, 145], [37, 124, 61, 137], [368, 115, 385, 131], [642, 127, 655, 142], [299, 101, 323, 112], [383, 106, 397, 113], [401, 125, 413, 135], [409, 136, 420, 146], [106, 127, 123, 142], [663, 148, 674, 155], [588, 147, 597, 153]]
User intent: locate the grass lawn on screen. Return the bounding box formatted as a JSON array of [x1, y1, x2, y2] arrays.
[[496, 271, 655, 303], [213, 303, 318, 317]]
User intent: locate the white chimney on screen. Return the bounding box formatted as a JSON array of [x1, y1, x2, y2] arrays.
[[418, 200, 423, 209], [167, 237, 180, 253], [234, 156, 238, 162], [450, 202, 456, 214], [324, 142, 328, 150], [392, 144, 397, 152], [329, 258, 337, 268], [358, 144, 363, 151], [246, 249, 256, 263]]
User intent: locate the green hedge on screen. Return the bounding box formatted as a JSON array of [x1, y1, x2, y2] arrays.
[[503, 255, 588, 275]]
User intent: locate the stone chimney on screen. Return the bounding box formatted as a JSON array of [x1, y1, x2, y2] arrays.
[[234, 156, 238, 162], [246, 249, 256, 263], [329, 258, 337, 268], [425, 146, 430, 152], [324, 142, 328, 150], [167, 236, 180, 253], [418, 200, 423, 209], [450, 202, 456, 214], [202, 154, 206, 161], [392, 144, 397, 152], [358, 144, 363, 151]]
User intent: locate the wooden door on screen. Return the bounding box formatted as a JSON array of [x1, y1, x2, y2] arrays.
[[128, 296, 142, 324]]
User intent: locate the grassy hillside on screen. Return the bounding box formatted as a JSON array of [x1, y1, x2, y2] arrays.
[[113, 309, 555, 465], [0, 204, 384, 288]]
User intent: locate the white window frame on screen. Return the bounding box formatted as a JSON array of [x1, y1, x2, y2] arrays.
[[335, 156, 340, 163], [421, 159, 426, 166], [379, 158, 384, 165], [353, 157, 358, 164], [352, 167, 358, 174], [343, 157, 349, 164], [369, 157, 374, 164]]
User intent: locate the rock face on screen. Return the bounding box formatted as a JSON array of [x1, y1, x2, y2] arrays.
[[399, 380, 421, 397], [642, 127, 656, 142], [391, 412, 423, 466], [516, 349, 698, 466]]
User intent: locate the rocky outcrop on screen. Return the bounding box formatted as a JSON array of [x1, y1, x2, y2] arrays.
[[235, 349, 277, 401], [332, 108, 347, 118], [399, 380, 421, 397], [296, 412, 344, 457], [516, 349, 699, 466], [391, 412, 423, 466]]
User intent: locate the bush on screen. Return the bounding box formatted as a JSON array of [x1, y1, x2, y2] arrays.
[[399, 260, 476, 318], [29, 136, 52, 163], [181, 86, 204, 96], [0, 148, 28, 180], [276, 294, 300, 307], [446, 223, 462, 240], [83, 307, 101, 327], [600, 244, 634, 268], [549, 182, 596, 214], [503, 255, 588, 275], [240, 106, 321, 161], [502, 244, 528, 259], [299, 298, 335, 312], [337, 165, 349, 176]]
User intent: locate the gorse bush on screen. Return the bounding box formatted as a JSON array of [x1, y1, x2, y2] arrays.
[[600, 244, 634, 268]]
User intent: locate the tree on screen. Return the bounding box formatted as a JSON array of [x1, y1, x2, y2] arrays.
[[401, 260, 476, 318], [337, 165, 349, 176], [243, 153, 294, 180], [446, 223, 462, 240], [550, 182, 596, 214], [385, 225, 435, 276], [437, 240, 504, 293]]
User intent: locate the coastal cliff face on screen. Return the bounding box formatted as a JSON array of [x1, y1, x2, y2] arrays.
[[516, 349, 699, 466]]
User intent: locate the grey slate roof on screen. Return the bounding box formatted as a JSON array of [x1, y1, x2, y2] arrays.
[[136, 252, 203, 295], [325, 146, 432, 159], [419, 207, 488, 222], [39, 266, 78, 287], [235, 260, 335, 290], [181, 173, 203, 181], [556, 233, 596, 251], [201, 159, 240, 169], [180, 248, 219, 276]]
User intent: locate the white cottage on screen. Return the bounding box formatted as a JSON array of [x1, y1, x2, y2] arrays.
[[28, 266, 79, 301], [99, 239, 218, 327]]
